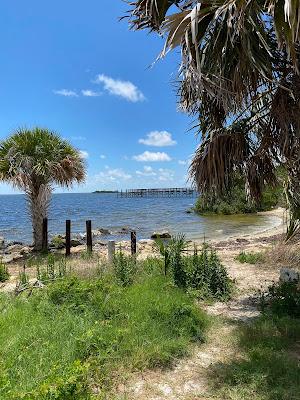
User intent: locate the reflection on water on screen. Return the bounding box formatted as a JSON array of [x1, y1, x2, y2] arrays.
[[0, 193, 281, 243]]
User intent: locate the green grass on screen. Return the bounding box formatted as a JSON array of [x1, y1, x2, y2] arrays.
[[235, 251, 265, 264], [212, 315, 300, 400], [0, 274, 208, 399]]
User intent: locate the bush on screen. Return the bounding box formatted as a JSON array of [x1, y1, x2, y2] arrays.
[[186, 245, 232, 300], [261, 280, 300, 317], [155, 236, 232, 299], [235, 251, 265, 264], [195, 173, 284, 215], [0, 262, 9, 282]]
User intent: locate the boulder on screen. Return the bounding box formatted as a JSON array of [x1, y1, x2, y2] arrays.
[[97, 228, 111, 235], [70, 239, 83, 247], [280, 268, 300, 283], [151, 231, 171, 239]]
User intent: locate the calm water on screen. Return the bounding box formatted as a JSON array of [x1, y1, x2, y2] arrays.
[[0, 193, 281, 244]]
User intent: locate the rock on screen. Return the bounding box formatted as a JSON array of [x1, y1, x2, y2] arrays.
[[118, 227, 130, 234], [151, 231, 171, 239], [70, 239, 83, 247], [1, 253, 23, 263], [0, 237, 5, 247], [186, 209, 193, 214], [20, 246, 31, 255], [6, 244, 24, 253], [280, 268, 300, 283], [97, 228, 111, 235]]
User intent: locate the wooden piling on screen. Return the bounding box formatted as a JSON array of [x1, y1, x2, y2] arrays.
[[66, 220, 71, 257], [108, 240, 115, 264], [86, 220, 92, 252], [42, 217, 48, 252], [131, 231, 137, 255]]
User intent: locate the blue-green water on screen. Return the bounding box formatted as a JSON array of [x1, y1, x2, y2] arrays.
[[0, 193, 281, 244]]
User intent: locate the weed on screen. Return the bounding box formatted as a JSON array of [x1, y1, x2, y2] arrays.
[[235, 251, 265, 264], [0, 262, 9, 282]]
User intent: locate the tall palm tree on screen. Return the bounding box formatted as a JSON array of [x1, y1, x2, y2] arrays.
[[126, 0, 300, 232], [0, 128, 86, 250]]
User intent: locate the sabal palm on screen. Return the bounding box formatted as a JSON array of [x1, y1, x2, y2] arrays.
[[0, 128, 86, 250], [127, 1, 300, 207]]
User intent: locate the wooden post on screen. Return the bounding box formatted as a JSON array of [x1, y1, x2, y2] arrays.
[[131, 231, 137, 255], [66, 220, 71, 257], [108, 240, 115, 264], [42, 217, 48, 252], [86, 220, 92, 252]]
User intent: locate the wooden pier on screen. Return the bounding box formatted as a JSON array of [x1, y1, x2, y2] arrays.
[[118, 188, 197, 198]]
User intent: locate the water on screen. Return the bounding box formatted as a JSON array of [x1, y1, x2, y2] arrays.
[[0, 193, 280, 244]]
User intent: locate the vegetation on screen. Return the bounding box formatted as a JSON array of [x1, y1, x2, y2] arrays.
[[261, 280, 300, 318], [125, 1, 300, 237], [155, 236, 233, 300], [0, 271, 208, 399], [0, 262, 10, 282], [195, 174, 284, 215], [0, 128, 86, 250], [235, 251, 265, 265], [212, 315, 300, 400]]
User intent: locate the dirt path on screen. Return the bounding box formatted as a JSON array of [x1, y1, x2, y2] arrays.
[[115, 242, 280, 400]]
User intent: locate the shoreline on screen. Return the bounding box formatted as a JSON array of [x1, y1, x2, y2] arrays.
[[0, 208, 287, 265]]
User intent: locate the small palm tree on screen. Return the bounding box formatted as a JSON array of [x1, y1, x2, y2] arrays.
[[0, 128, 86, 250]]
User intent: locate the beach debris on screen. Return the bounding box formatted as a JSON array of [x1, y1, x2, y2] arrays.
[[280, 268, 300, 283], [151, 231, 171, 239]]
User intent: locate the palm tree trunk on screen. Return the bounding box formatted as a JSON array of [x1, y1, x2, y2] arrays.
[[27, 185, 51, 251]]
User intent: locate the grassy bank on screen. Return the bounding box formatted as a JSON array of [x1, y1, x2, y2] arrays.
[[211, 315, 300, 400], [0, 258, 209, 399]]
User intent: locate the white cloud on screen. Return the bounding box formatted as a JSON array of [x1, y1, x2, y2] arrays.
[[95, 168, 132, 183], [178, 160, 187, 165], [100, 154, 106, 159], [133, 151, 171, 162], [136, 166, 157, 176], [71, 136, 86, 141], [157, 168, 175, 182], [53, 89, 78, 97], [139, 131, 177, 147], [79, 150, 89, 159], [94, 74, 145, 102], [81, 89, 102, 97]]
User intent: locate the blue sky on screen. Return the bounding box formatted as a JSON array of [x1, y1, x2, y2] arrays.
[[0, 0, 198, 194]]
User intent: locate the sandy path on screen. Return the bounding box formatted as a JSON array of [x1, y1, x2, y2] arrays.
[[115, 241, 281, 400]]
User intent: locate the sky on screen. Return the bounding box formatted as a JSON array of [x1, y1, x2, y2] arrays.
[[0, 0, 199, 194]]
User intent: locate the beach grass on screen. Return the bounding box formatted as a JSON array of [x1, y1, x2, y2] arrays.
[[0, 272, 208, 399]]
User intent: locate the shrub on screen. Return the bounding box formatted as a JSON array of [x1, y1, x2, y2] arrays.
[[113, 251, 137, 286], [186, 245, 232, 300], [195, 172, 284, 215], [261, 280, 300, 317], [235, 251, 265, 264], [0, 262, 9, 282]]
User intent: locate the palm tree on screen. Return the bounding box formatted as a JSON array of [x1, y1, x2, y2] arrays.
[[0, 128, 86, 250], [126, 1, 300, 233]]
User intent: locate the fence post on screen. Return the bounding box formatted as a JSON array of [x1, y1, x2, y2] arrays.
[[66, 220, 71, 257], [131, 231, 137, 256], [108, 240, 115, 264], [86, 220, 92, 253], [42, 217, 48, 253]]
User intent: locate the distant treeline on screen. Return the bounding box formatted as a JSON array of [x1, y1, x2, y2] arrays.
[[92, 190, 118, 194]]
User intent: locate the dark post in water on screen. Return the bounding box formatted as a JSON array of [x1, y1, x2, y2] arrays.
[[131, 231, 137, 255], [86, 220, 92, 253], [66, 220, 71, 257], [42, 217, 48, 253]]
